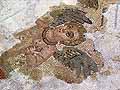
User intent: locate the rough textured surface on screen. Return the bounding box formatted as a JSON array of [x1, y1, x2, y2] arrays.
[[0, 17, 92, 82], [77, 0, 99, 10], [0, 0, 120, 90], [50, 8, 92, 27], [53, 47, 98, 79]]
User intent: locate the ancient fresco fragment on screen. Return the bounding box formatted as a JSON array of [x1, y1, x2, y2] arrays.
[[50, 8, 92, 27], [0, 0, 110, 84], [42, 22, 87, 46], [53, 47, 98, 79]]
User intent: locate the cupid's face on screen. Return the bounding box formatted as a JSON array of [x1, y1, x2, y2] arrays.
[[53, 22, 86, 46]]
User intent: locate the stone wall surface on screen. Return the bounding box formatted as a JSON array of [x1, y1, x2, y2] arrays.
[[0, 0, 120, 90]]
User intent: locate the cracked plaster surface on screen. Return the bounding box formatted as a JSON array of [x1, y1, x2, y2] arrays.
[[0, 0, 120, 90]]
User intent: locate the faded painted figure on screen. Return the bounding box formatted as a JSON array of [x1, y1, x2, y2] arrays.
[[20, 19, 86, 68], [42, 22, 87, 46], [53, 47, 98, 78]]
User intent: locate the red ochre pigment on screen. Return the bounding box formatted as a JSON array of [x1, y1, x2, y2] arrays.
[[0, 67, 6, 79]]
